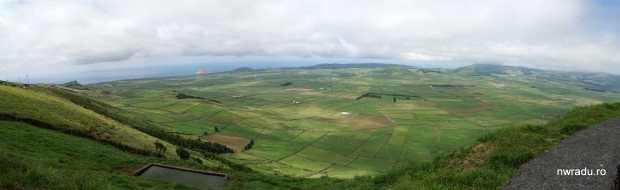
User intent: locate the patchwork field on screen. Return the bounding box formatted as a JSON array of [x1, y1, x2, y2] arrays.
[[86, 65, 620, 178]]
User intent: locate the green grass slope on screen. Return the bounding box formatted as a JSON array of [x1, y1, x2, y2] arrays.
[[377, 102, 620, 189], [0, 85, 178, 158], [0, 120, 204, 189]]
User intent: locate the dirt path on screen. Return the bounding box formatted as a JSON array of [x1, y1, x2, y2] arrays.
[[504, 117, 620, 190]]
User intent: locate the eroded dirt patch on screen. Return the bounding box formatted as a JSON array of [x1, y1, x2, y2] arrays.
[[287, 88, 357, 99], [300, 91, 357, 100], [286, 88, 314, 92], [320, 114, 397, 130], [441, 104, 497, 117], [459, 143, 494, 171], [439, 97, 497, 117]]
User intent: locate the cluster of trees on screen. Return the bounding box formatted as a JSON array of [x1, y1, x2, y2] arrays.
[[392, 96, 413, 103], [356, 93, 382, 100], [176, 147, 190, 160], [154, 141, 167, 156], [174, 145, 204, 164], [109, 140, 159, 157], [2, 80, 31, 87], [0, 80, 14, 86], [176, 92, 223, 103], [243, 139, 254, 151], [207, 99, 223, 104], [176, 93, 205, 100], [357, 92, 421, 100], [144, 128, 233, 154], [429, 84, 475, 87], [417, 68, 442, 73]]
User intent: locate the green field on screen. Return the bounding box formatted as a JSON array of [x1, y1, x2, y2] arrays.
[[86, 65, 620, 178]]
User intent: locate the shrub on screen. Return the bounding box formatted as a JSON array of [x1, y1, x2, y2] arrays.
[[175, 147, 190, 160]]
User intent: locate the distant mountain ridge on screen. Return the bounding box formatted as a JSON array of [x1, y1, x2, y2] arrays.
[[284, 63, 620, 92], [231, 67, 255, 72], [453, 64, 620, 92], [289, 63, 415, 70], [219, 63, 414, 73]]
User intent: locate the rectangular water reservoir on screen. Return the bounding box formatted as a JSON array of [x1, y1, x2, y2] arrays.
[[133, 163, 227, 190]]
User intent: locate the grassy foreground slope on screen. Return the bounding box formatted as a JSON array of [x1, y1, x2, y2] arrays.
[[0, 84, 182, 158], [0, 121, 199, 189], [378, 102, 620, 189]]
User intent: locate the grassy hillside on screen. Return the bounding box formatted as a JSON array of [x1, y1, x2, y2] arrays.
[[0, 121, 200, 189], [377, 102, 620, 189], [0, 84, 180, 158], [45, 85, 234, 155]]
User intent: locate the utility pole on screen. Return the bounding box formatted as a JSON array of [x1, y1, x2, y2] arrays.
[[26, 74, 29, 84], [18, 76, 20, 83]]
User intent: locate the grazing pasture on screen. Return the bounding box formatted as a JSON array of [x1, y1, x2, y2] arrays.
[[87, 66, 620, 178]]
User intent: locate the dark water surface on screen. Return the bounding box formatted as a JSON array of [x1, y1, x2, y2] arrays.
[[138, 165, 226, 190]]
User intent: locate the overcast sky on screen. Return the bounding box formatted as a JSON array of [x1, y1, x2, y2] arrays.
[[1, 0, 619, 83]]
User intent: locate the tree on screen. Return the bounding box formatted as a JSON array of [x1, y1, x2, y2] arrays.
[[176, 147, 190, 160], [154, 141, 162, 150], [154, 141, 166, 155], [214, 126, 219, 132], [244, 139, 255, 151]]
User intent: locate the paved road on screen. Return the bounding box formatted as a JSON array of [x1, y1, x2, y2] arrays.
[[504, 117, 620, 190]]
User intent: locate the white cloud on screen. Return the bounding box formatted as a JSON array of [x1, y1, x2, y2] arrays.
[[0, 0, 619, 82], [402, 52, 452, 61]]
